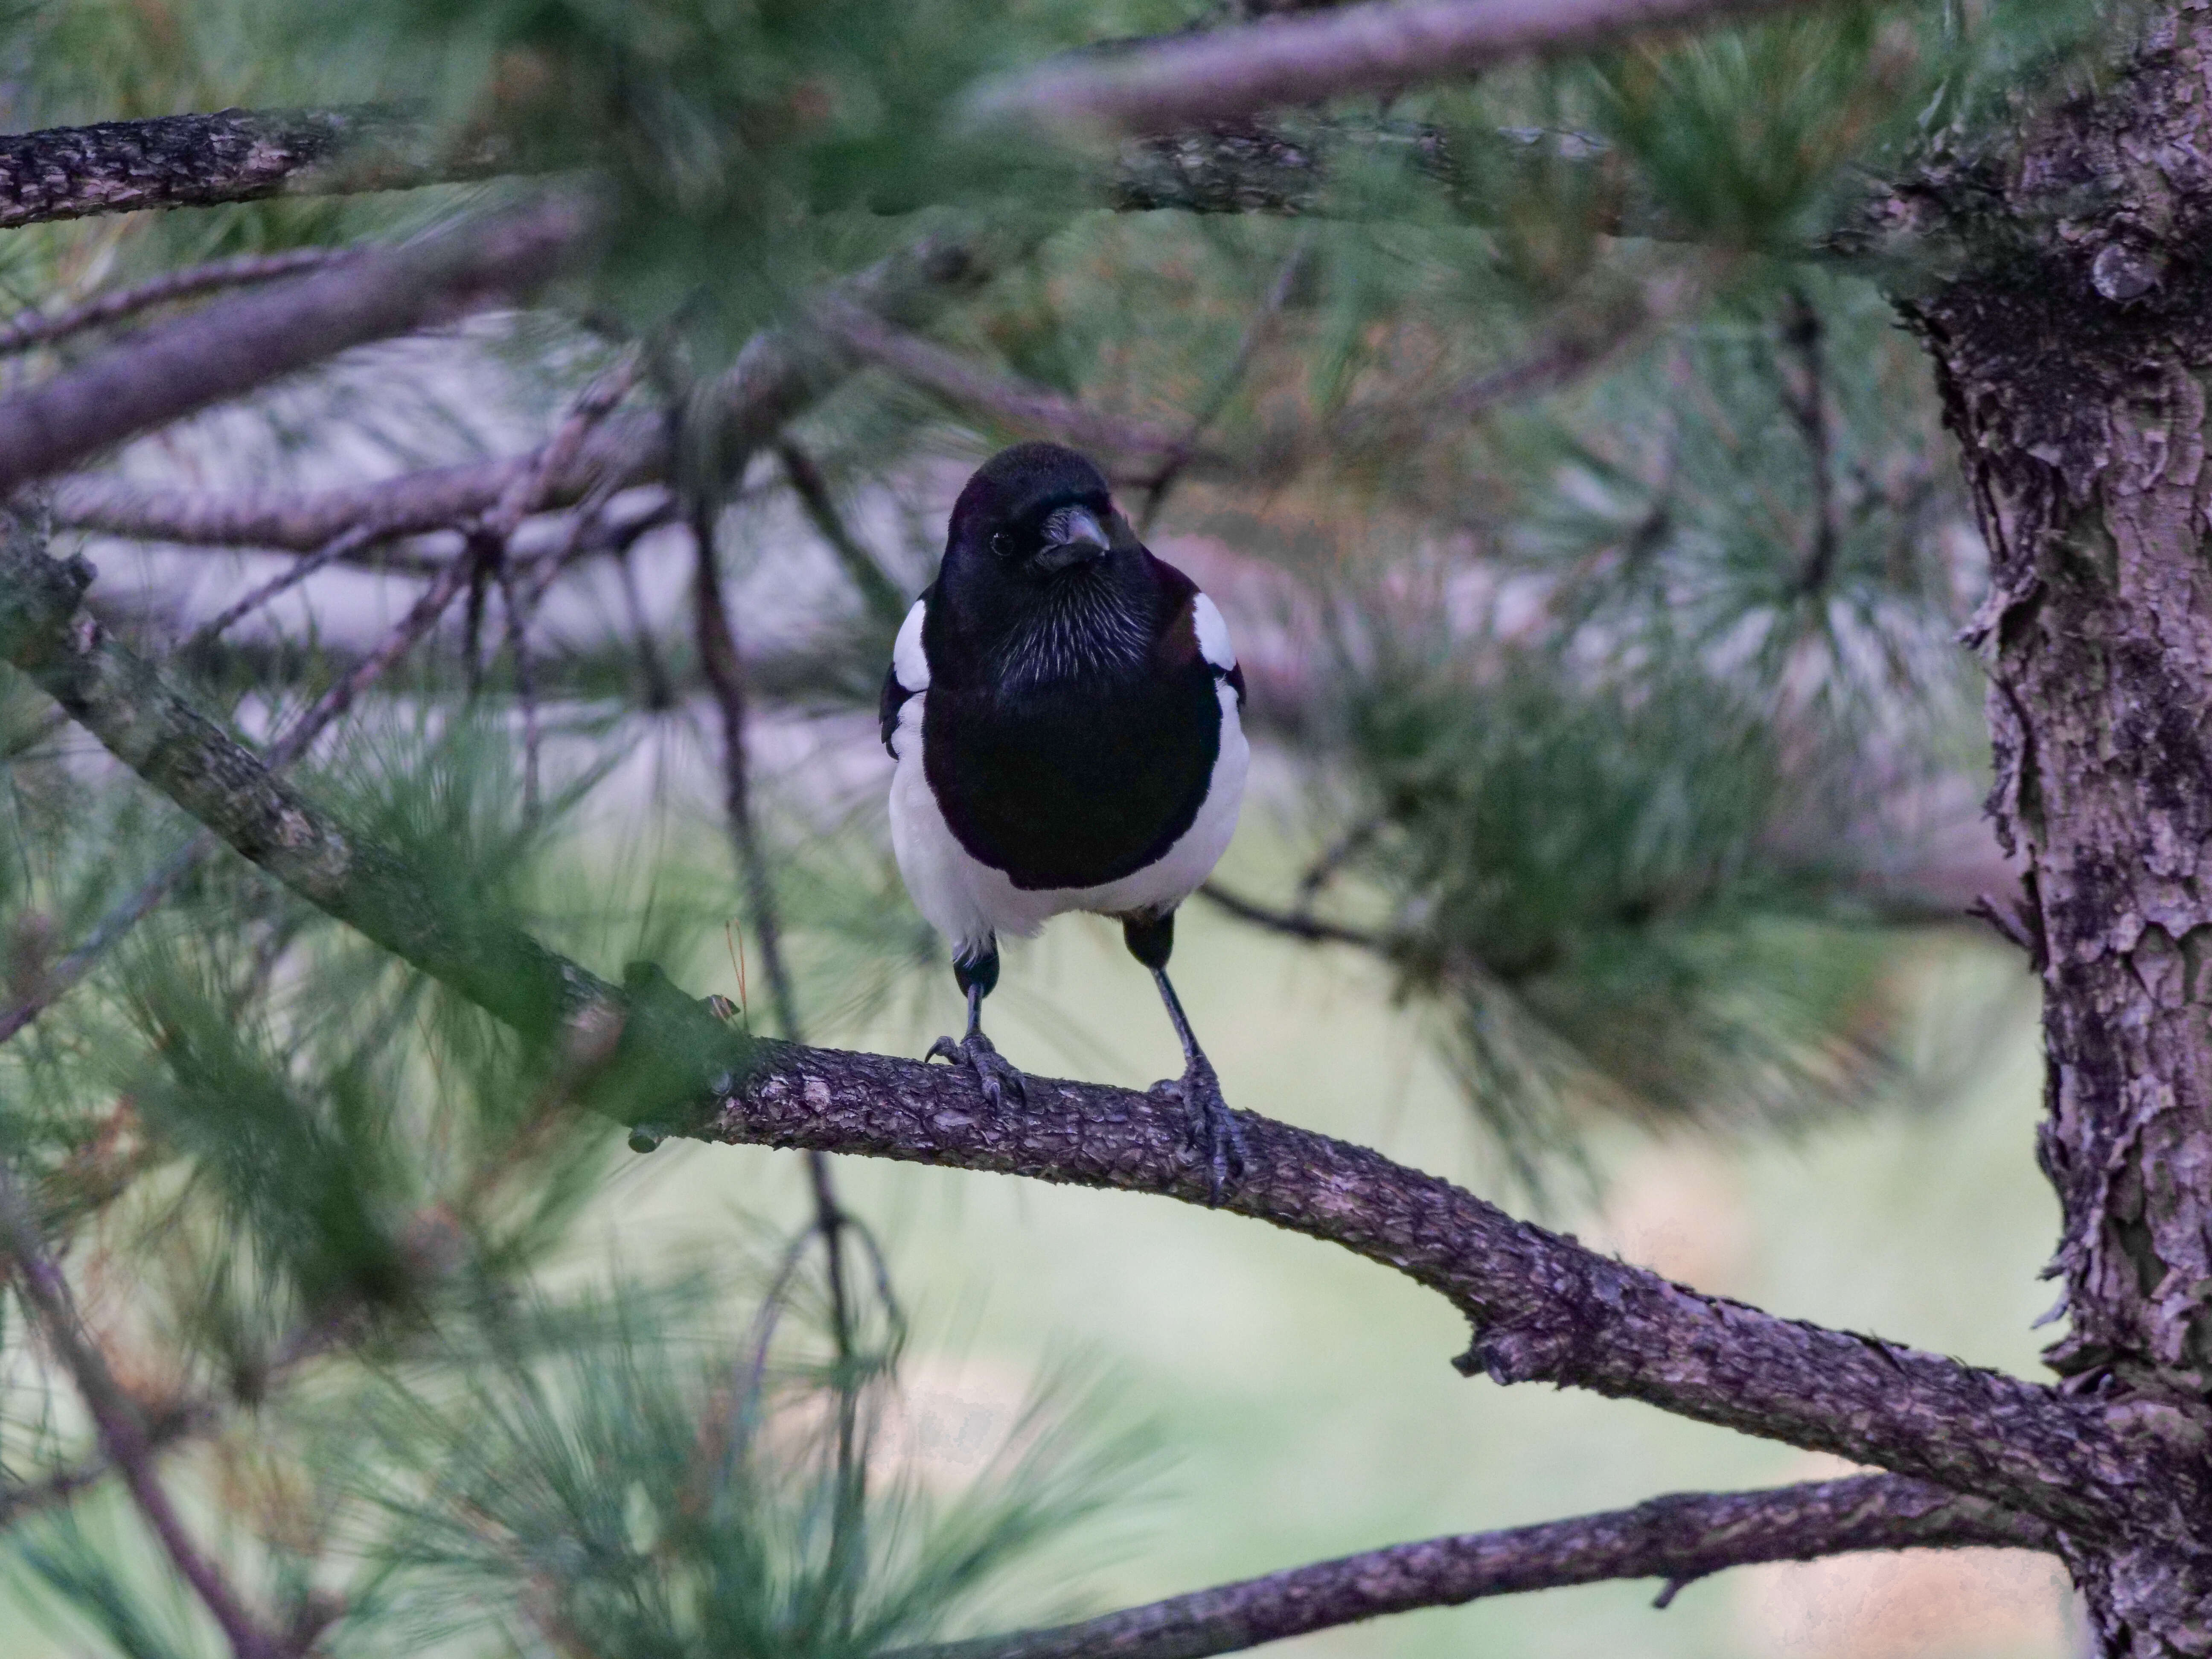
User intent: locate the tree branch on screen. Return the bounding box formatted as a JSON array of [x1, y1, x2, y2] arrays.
[[709, 1048, 2177, 1542], [902, 1474, 2053, 1659], [0, 195, 594, 495], [0, 1403, 210, 1533], [685, 444, 874, 1624], [0, 542, 477, 1047], [1138, 230, 1310, 531], [0, 512, 605, 1040], [813, 297, 1202, 472], [0, 1165, 285, 1659], [969, 0, 1845, 137], [1780, 286, 1841, 596], [0, 105, 512, 230], [776, 439, 912, 628], [49, 234, 1005, 551], [0, 505, 2180, 1548], [183, 520, 385, 651], [0, 97, 1872, 254], [1198, 880, 1385, 950], [0, 248, 352, 354]]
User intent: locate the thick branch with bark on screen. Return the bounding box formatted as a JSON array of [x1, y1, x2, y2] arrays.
[[1897, 12, 2212, 1648], [906, 1474, 2052, 1659], [0, 507, 2182, 1551], [0, 96, 1726, 248], [0, 106, 512, 228]]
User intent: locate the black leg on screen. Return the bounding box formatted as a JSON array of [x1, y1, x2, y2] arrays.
[[1124, 911, 1246, 1205], [926, 941, 1025, 1107]]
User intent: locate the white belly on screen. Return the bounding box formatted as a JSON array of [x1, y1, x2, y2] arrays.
[[888, 683, 1248, 957]]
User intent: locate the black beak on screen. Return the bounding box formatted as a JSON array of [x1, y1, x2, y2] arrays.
[[1031, 506, 1111, 573]]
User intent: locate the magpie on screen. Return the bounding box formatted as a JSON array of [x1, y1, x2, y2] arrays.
[[881, 442, 1251, 1202]]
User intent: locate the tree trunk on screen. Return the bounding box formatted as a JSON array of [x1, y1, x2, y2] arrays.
[[1904, 11, 2212, 1651]]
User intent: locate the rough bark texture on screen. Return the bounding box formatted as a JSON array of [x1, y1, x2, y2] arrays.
[[712, 1045, 2176, 1540], [0, 100, 1341, 227], [1901, 7, 2212, 1651], [903, 1475, 2052, 1659], [0, 106, 512, 228], [0, 100, 1671, 242]]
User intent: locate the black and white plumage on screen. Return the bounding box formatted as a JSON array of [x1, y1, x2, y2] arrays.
[[881, 442, 1250, 1199]]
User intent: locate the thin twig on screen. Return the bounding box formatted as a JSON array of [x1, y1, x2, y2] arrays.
[[1781, 288, 1841, 596], [489, 354, 645, 543], [687, 444, 867, 1637], [0, 248, 350, 355], [688, 499, 803, 1042], [0, 1401, 210, 1531], [1288, 268, 1696, 477], [1199, 880, 1386, 950], [0, 1165, 286, 1659], [461, 531, 500, 698], [184, 520, 383, 653], [776, 440, 910, 627], [894, 1473, 2054, 1659], [1296, 818, 1381, 904], [813, 299, 1197, 473], [495, 560, 544, 822], [272, 559, 476, 768], [1141, 232, 1311, 533], [614, 540, 675, 710], [457, 353, 643, 817], [0, 835, 209, 1048]]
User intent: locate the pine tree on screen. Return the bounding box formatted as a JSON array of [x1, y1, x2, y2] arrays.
[[0, 0, 2207, 1654]]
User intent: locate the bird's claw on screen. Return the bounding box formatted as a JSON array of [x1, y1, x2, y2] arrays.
[[1150, 1054, 1246, 1207], [927, 1030, 1027, 1108]]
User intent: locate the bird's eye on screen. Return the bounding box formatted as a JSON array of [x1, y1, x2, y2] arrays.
[[990, 531, 1013, 558]]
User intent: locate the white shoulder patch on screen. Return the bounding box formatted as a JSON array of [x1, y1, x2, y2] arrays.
[[1192, 592, 1236, 672], [892, 597, 930, 691]]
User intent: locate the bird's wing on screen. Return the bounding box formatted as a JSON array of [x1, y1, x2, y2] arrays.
[[1150, 554, 1247, 707], [1190, 591, 1246, 707], [879, 594, 931, 757]]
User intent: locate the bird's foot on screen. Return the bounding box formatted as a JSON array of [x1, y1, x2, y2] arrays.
[[926, 1030, 1027, 1109], [1150, 1054, 1247, 1207]]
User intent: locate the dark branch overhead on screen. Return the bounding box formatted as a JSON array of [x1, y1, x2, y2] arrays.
[[967, 0, 1847, 137], [0, 105, 515, 229], [902, 1474, 2052, 1659], [0, 506, 2185, 1549]]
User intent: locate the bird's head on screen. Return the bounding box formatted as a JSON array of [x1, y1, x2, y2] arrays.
[[945, 442, 1130, 583], [937, 443, 1153, 686]]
